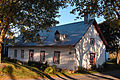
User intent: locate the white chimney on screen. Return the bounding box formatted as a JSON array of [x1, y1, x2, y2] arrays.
[[84, 14, 94, 24]]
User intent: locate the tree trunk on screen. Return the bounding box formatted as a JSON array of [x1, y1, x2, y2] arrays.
[[0, 35, 2, 63], [117, 46, 120, 64]]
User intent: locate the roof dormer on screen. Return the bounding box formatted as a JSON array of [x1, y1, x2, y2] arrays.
[[54, 30, 66, 42], [55, 30, 60, 42]]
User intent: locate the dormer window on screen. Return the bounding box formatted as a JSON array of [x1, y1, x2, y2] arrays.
[[54, 30, 66, 42], [55, 30, 60, 42]]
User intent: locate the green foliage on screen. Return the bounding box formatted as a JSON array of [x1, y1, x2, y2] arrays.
[[68, 0, 120, 20], [99, 20, 120, 51], [0, 0, 66, 40], [2, 57, 23, 65], [28, 61, 49, 71], [2, 66, 13, 74], [44, 66, 54, 74], [76, 66, 87, 73]]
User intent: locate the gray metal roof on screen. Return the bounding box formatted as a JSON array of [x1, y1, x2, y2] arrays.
[[12, 19, 95, 47]]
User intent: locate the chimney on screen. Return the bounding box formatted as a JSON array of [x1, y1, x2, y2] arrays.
[[84, 14, 94, 24]]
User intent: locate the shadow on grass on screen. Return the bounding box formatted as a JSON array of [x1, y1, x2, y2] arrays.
[[55, 74, 67, 80], [23, 65, 55, 80], [5, 66, 16, 80]]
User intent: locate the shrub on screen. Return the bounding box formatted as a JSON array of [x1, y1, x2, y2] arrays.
[[28, 61, 49, 71], [2, 66, 13, 74], [44, 67, 54, 74], [2, 57, 23, 65], [76, 66, 87, 73], [61, 69, 73, 74]]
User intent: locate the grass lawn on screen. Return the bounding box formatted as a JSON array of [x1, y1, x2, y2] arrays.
[[0, 60, 119, 80], [0, 62, 97, 79], [0, 62, 46, 79]]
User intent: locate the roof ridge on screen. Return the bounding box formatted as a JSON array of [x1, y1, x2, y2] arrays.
[[54, 21, 84, 28]]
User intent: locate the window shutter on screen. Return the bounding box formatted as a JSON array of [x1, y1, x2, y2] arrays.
[[58, 53, 60, 64]]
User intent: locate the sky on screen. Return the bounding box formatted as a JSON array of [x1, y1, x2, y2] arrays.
[[56, 5, 105, 26]]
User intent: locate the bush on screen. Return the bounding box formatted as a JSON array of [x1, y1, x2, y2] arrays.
[[76, 66, 87, 73], [28, 61, 49, 71], [2, 66, 13, 74], [44, 67, 54, 74], [2, 57, 23, 65]]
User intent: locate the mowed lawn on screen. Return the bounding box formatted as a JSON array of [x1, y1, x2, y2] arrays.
[[0, 62, 46, 79]]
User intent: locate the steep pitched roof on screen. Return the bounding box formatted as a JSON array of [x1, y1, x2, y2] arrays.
[[11, 19, 108, 47]]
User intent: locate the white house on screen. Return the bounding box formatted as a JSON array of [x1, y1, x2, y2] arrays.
[[8, 17, 108, 71]]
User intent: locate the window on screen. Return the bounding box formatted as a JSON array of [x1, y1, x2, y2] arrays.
[[29, 50, 34, 61], [53, 51, 60, 64], [90, 53, 95, 65], [90, 38, 95, 46], [40, 51, 45, 62], [14, 50, 17, 58], [21, 50, 24, 59]]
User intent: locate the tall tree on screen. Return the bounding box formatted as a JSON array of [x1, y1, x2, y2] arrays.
[[0, 0, 65, 63], [99, 20, 120, 64]]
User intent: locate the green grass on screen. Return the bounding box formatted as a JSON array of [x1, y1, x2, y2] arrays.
[[0, 59, 120, 80], [0, 62, 46, 79]]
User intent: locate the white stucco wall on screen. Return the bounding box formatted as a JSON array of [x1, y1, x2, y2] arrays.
[[75, 24, 106, 69], [8, 46, 77, 70]]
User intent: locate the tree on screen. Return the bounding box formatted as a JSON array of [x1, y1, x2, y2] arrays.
[[0, 0, 65, 63], [69, 0, 120, 20], [99, 20, 120, 64]]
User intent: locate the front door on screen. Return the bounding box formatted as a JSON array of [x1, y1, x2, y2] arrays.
[[90, 53, 95, 65], [29, 50, 34, 61]]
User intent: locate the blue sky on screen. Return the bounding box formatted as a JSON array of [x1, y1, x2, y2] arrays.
[[56, 5, 105, 26]]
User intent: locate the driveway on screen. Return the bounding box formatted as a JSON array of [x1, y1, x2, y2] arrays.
[[42, 70, 120, 80]]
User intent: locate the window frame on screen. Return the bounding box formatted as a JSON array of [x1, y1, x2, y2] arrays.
[[14, 50, 17, 58], [53, 51, 60, 64], [21, 50, 24, 59], [90, 53, 95, 65], [40, 51, 45, 62]]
